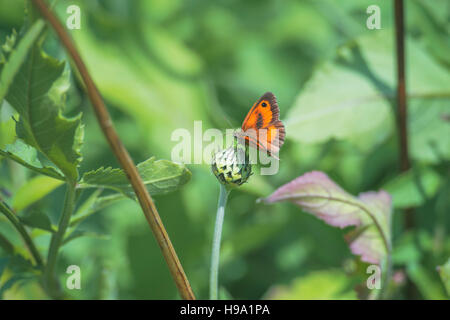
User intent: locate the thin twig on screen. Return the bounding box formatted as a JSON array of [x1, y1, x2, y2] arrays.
[[394, 0, 410, 174], [31, 0, 195, 300], [395, 0, 417, 238], [395, 0, 416, 299], [394, 1, 415, 230]]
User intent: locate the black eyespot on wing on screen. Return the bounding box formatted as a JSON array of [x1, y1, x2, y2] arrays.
[[258, 92, 279, 121], [261, 102, 267, 107], [256, 113, 264, 129]]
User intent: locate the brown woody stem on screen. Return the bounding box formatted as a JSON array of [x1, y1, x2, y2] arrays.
[[394, 0, 410, 174], [394, 0, 416, 299], [31, 0, 195, 300]]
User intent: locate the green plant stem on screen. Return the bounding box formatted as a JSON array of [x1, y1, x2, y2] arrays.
[[210, 184, 230, 300], [0, 201, 44, 268], [44, 181, 76, 299], [382, 253, 393, 299]]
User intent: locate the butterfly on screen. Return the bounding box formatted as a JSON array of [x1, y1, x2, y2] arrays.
[[234, 92, 285, 159]]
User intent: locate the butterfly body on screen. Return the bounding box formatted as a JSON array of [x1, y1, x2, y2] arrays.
[[234, 92, 285, 159]]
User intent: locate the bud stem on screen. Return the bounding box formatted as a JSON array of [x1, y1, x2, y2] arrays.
[[209, 184, 230, 300]]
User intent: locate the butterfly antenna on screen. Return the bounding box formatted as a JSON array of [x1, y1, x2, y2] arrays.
[[222, 113, 234, 128], [221, 114, 239, 140]]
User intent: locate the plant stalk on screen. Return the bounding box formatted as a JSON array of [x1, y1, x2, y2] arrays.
[[31, 0, 195, 300], [0, 201, 44, 268], [44, 181, 76, 299], [394, 0, 414, 226], [210, 184, 230, 300], [394, 0, 416, 299], [394, 0, 410, 174]]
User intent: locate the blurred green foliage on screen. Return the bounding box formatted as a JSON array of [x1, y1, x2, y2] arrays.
[[0, 0, 449, 299]]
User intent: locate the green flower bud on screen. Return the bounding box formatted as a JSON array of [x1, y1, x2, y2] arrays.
[[211, 146, 252, 187]]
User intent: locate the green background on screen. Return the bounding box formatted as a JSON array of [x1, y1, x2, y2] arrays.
[[0, 0, 449, 299]]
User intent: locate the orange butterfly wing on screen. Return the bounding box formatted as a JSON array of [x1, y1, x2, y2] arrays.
[[236, 92, 285, 158]]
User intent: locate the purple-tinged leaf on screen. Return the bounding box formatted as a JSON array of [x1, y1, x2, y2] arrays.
[[260, 171, 392, 264], [347, 224, 385, 264], [262, 171, 362, 228], [348, 191, 391, 264]]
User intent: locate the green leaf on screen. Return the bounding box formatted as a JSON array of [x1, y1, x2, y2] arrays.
[[383, 168, 442, 208], [0, 20, 45, 102], [437, 259, 450, 297], [0, 273, 37, 299], [0, 254, 35, 275], [0, 257, 9, 278], [286, 29, 450, 153], [407, 262, 447, 300], [285, 60, 394, 150], [391, 233, 421, 265], [63, 218, 110, 246], [267, 270, 357, 300], [12, 175, 64, 212], [5, 43, 83, 181], [73, 188, 104, 217], [408, 1, 450, 68], [79, 157, 191, 198], [18, 209, 55, 233], [62, 229, 109, 247], [409, 98, 450, 163], [0, 234, 14, 255], [70, 193, 125, 227], [0, 101, 16, 150], [0, 140, 64, 180]]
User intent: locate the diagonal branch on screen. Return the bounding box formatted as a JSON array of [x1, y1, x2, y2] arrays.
[[31, 0, 195, 300]]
